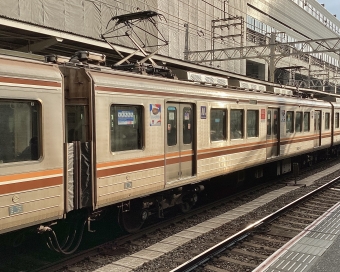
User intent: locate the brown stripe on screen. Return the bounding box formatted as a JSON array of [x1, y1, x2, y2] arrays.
[[97, 159, 164, 178], [198, 143, 268, 160], [280, 135, 318, 145], [0, 76, 61, 88], [97, 154, 164, 168], [96, 86, 237, 103], [199, 140, 268, 155], [0, 176, 62, 195], [166, 157, 180, 165], [180, 155, 195, 163], [166, 150, 194, 159], [96, 86, 330, 108]]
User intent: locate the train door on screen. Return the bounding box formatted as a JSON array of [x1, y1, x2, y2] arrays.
[[266, 108, 279, 158], [61, 66, 94, 212], [165, 103, 195, 183], [314, 110, 321, 147]]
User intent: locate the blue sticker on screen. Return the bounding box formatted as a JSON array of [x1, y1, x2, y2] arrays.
[[117, 110, 134, 125]]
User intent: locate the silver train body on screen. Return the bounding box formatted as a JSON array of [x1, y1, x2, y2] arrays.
[[1, 52, 340, 249]]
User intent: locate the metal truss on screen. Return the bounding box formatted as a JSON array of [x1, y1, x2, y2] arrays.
[[185, 37, 340, 63]]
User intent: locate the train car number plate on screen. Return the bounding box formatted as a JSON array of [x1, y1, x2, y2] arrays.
[[9, 204, 23, 215]]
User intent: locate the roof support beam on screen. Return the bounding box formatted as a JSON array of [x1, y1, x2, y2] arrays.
[[17, 37, 63, 53]]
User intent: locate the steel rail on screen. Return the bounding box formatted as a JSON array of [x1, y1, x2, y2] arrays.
[[170, 175, 340, 272]]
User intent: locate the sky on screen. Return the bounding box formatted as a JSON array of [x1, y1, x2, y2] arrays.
[[317, 0, 340, 19]]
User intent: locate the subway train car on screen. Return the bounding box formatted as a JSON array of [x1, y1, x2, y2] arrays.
[[0, 51, 339, 253]]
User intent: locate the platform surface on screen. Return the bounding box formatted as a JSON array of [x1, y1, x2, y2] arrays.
[[93, 164, 340, 272]]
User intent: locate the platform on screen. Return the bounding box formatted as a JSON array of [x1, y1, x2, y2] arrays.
[[92, 164, 340, 272], [254, 201, 340, 272]]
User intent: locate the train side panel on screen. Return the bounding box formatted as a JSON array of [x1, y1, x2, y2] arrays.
[[333, 103, 340, 145], [197, 100, 268, 180], [92, 71, 166, 208], [279, 102, 332, 158], [0, 56, 64, 234]]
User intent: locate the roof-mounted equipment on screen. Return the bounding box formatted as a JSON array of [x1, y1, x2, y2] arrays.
[[102, 10, 176, 78]]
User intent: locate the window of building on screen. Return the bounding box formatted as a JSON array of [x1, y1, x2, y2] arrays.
[[295, 111, 303, 132], [335, 112, 339, 128], [210, 109, 227, 141], [231, 109, 244, 139], [247, 110, 259, 137], [303, 112, 310, 131], [286, 111, 294, 133], [0, 100, 40, 163], [325, 112, 330, 130], [110, 105, 143, 152]]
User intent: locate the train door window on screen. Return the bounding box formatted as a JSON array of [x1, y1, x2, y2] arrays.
[[295, 112, 303, 132], [167, 106, 177, 146], [230, 109, 244, 139], [110, 105, 143, 152], [303, 112, 310, 131], [286, 111, 294, 133], [210, 109, 227, 141], [183, 107, 193, 144], [273, 110, 278, 135], [325, 112, 330, 130], [0, 100, 41, 164], [267, 110, 271, 136], [335, 112, 339, 128], [247, 110, 259, 138], [66, 105, 87, 142]]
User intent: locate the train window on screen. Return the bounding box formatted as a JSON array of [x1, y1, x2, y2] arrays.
[[335, 113, 339, 129], [230, 109, 244, 139], [167, 106, 177, 146], [110, 105, 143, 152], [267, 111, 271, 136], [247, 110, 259, 137], [303, 112, 310, 131], [0, 100, 41, 164], [183, 107, 193, 144], [210, 109, 227, 141], [286, 111, 294, 133], [295, 112, 303, 132], [325, 112, 330, 130]]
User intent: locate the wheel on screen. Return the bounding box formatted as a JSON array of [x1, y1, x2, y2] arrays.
[[118, 200, 146, 233], [180, 202, 191, 213], [180, 193, 198, 213]]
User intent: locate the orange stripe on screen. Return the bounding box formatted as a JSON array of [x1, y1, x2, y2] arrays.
[[97, 159, 164, 178], [198, 142, 268, 160], [97, 154, 164, 168], [198, 140, 268, 154], [0, 76, 61, 88], [166, 150, 194, 158], [0, 176, 62, 195], [0, 168, 63, 183]]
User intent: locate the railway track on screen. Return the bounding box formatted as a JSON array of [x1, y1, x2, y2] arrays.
[[1, 159, 339, 272], [170, 176, 340, 272]]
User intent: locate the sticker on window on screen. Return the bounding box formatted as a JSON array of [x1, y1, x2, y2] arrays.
[[169, 112, 175, 121], [118, 110, 134, 125]]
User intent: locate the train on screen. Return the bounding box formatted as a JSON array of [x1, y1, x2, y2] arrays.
[[1, 50, 339, 253]]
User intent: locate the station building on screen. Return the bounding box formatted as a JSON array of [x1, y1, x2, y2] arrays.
[[0, 0, 339, 93]]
